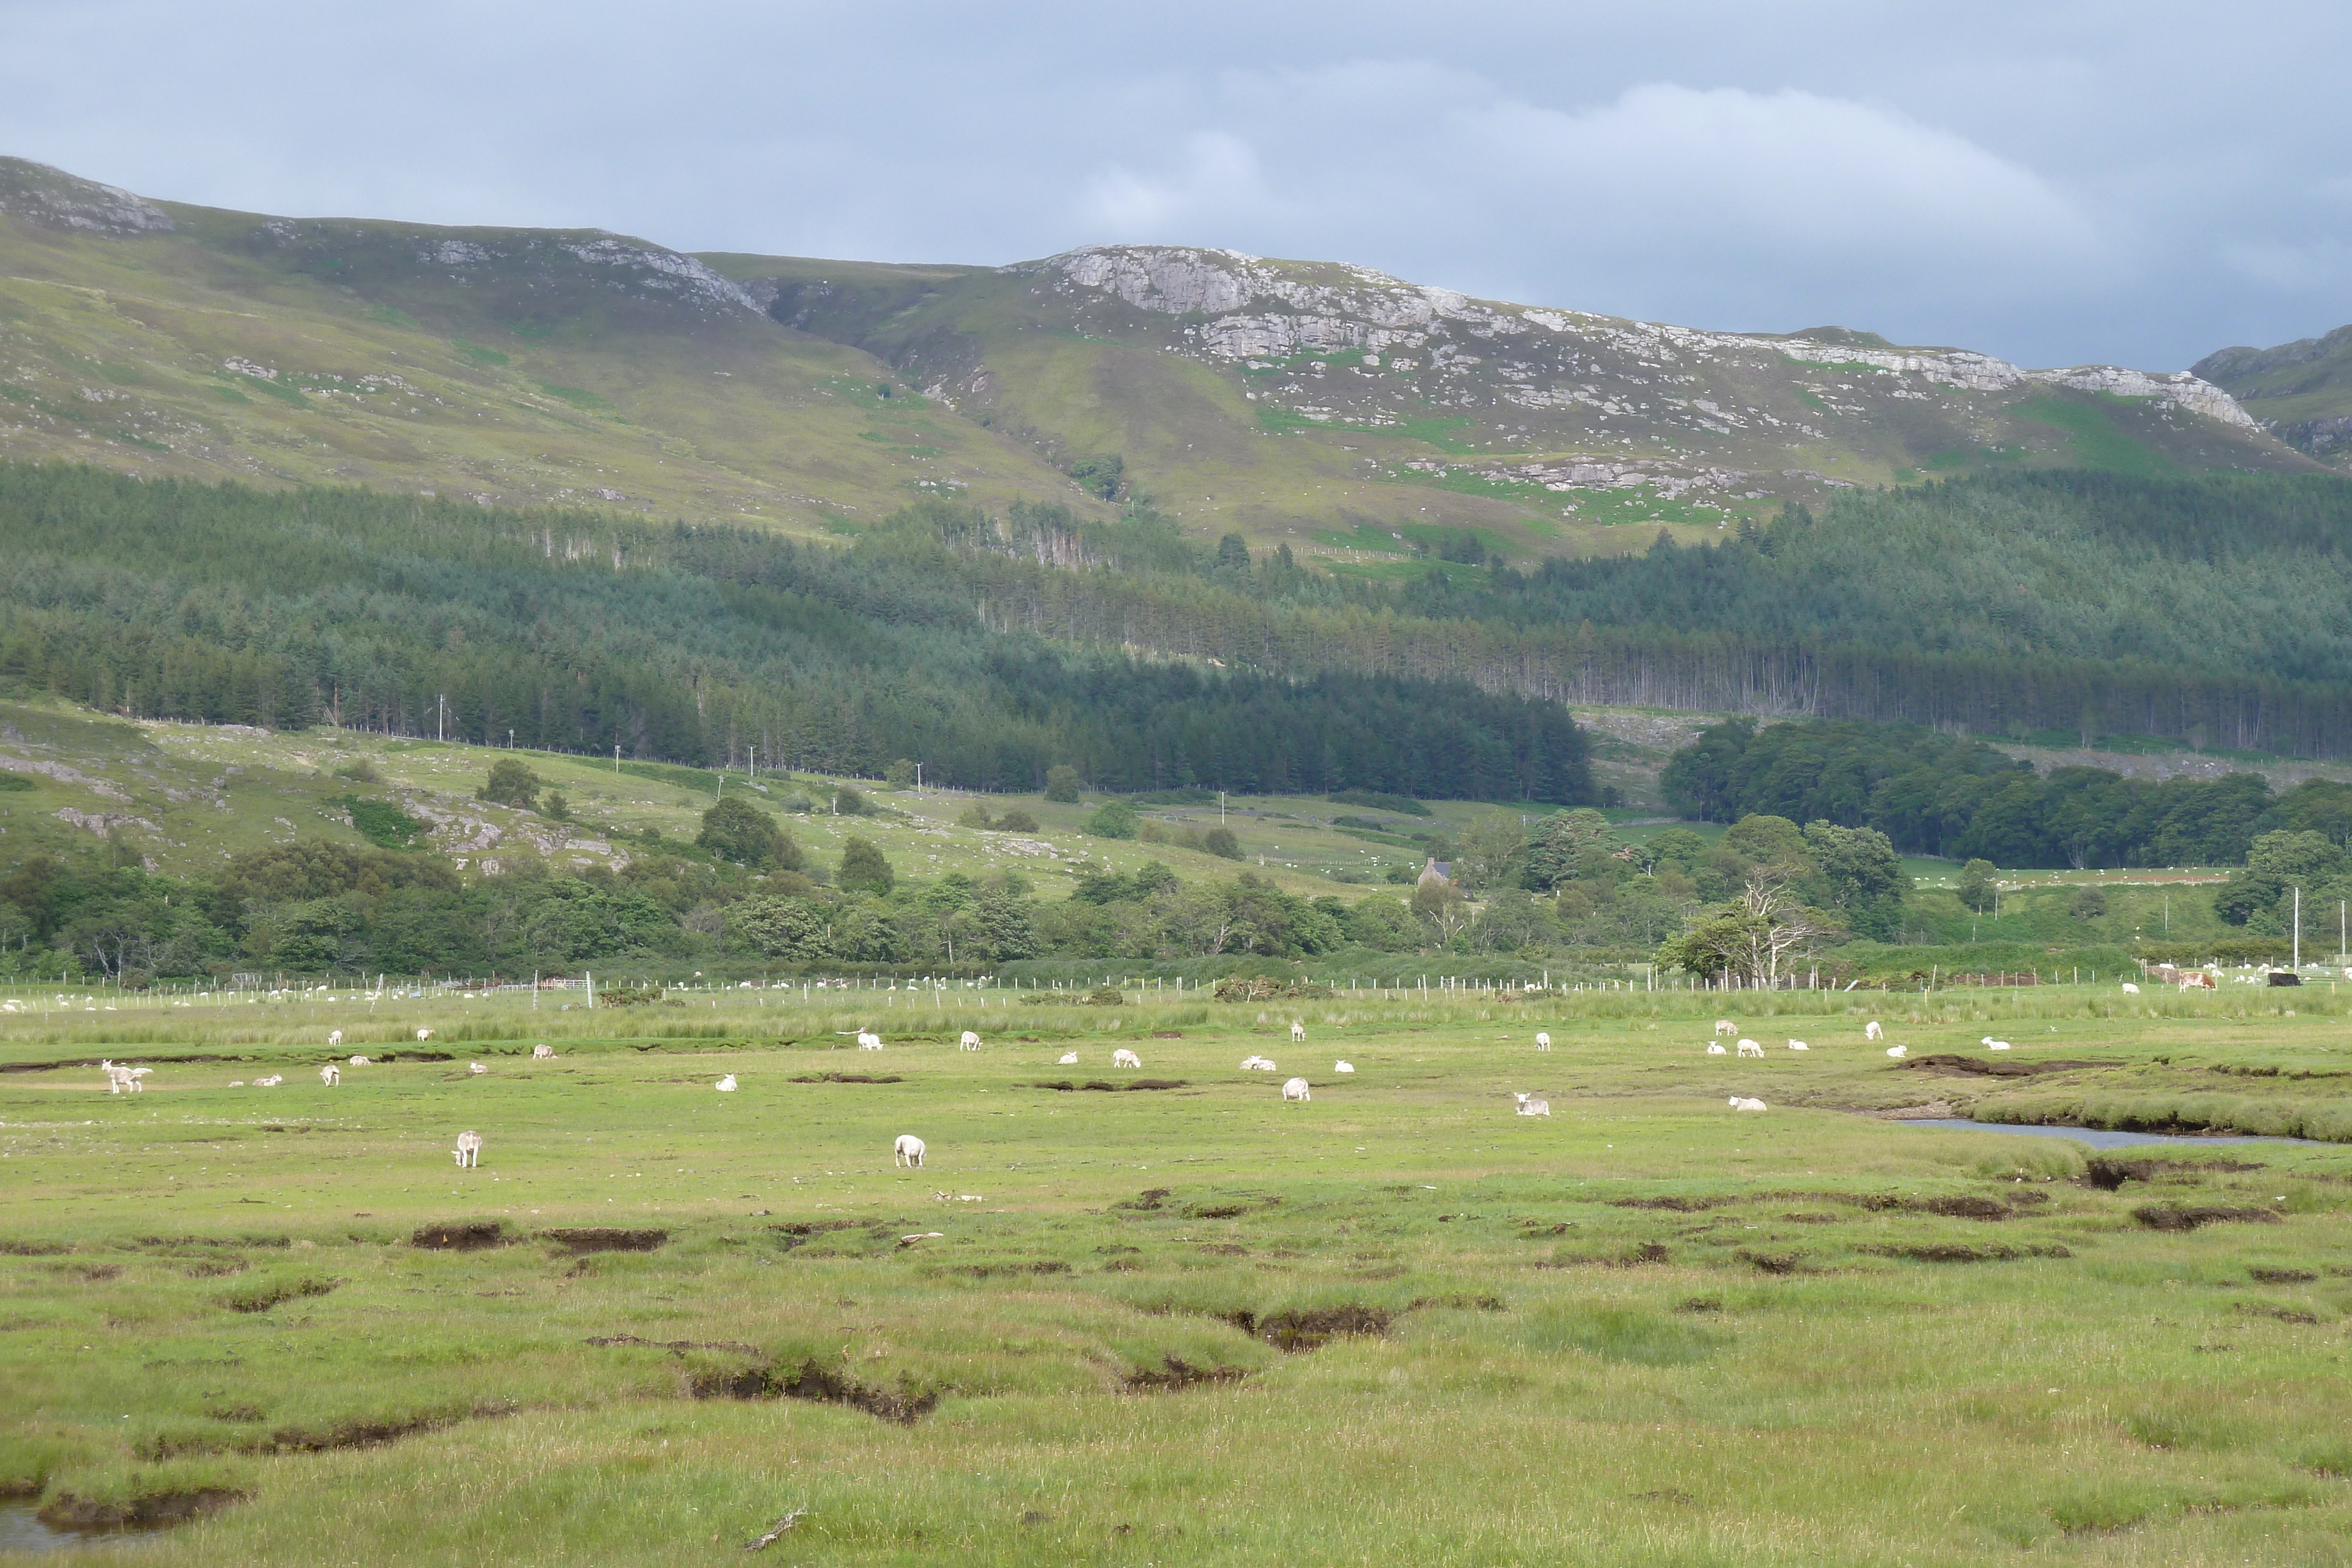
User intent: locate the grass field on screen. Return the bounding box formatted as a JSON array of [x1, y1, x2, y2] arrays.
[[4, 985, 2347, 1564]]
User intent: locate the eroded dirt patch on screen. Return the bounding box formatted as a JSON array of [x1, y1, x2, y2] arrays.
[[1222, 1305, 1390, 1351], [1030, 1078, 1190, 1092], [2132, 1204, 2282, 1232], [1902, 1055, 2109, 1078], [221, 1276, 338, 1313], [788, 1072, 904, 1084], [1858, 1243, 2070, 1263], [2084, 1156, 2264, 1191], [410, 1221, 509, 1251], [38, 1489, 245, 1530], [694, 1357, 941, 1423], [546, 1228, 669, 1255], [1123, 1356, 1248, 1391]]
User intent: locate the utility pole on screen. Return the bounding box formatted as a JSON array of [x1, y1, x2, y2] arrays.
[[613, 744, 620, 774], [914, 761, 923, 792], [1220, 790, 1227, 824], [749, 745, 756, 781], [2293, 885, 2301, 969], [437, 693, 446, 743], [508, 728, 514, 750]]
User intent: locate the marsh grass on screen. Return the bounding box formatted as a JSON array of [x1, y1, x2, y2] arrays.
[[2, 989, 2347, 1563]]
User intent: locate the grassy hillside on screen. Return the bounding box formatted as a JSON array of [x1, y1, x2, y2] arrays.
[[0, 158, 1098, 531], [2196, 323, 2352, 470]]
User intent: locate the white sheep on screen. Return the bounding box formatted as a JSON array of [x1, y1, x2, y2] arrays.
[[1281, 1076, 1311, 1102], [254, 1074, 283, 1088], [320, 1064, 340, 1086], [99, 1060, 140, 1094], [1786, 1040, 1809, 1052], [1112, 1048, 1142, 1069], [1289, 1020, 1306, 1043], [1737, 1039, 1764, 1058], [469, 1062, 487, 1075], [1886, 1045, 1907, 1059], [532, 1043, 554, 1059], [1987, 1042, 2012, 1052], [857, 1030, 883, 1051], [1241, 1056, 1277, 1072], [1713, 1019, 1737, 1037], [328, 1029, 343, 1047], [1865, 1021, 1884, 1041], [1705, 1042, 1728, 1056], [453, 1131, 482, 1168], [716, 1074, 738, 1092], [348, 1055, 369, 1067], [1334, 1060, 1355, 1074], [1513, 1092, 1550, 1117], [960, 1031, 983, 1051], [1535, 1032, 1552, 1051], [893, 1134, 926, 1168], [1728, 1096, 1767, 1112], [416, 1028, 433, 1042], [1057, 1051, 1080, 1065]]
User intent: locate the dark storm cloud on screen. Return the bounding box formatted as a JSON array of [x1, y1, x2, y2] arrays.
[[2, 1, 2344, 368]]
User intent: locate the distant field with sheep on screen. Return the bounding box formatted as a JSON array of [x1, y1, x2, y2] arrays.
[[2, 984, 2349, 1565]]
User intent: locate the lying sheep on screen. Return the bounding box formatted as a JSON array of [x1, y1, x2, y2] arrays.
[[453, 1130, 482, 1168], [253, 1074, 284, 1088], [348, 1055, 370, 1067], [1057, 1051, 1080, 1065], [469, 1062, 487, 1075], [1728, 1096, 1767, 1112], [715, 1074, 738, 1092], [893, 1134, 926, 1168], [1513, 1092, 1550, 1117], [1886, 1045, 1907, 1059], [1786, 1040, 1808, 1052], [1705, 1042, 1728, 1057], [1334, 1061, 1355, 1074]]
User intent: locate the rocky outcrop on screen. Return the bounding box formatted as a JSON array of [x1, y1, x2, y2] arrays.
[[0, 156, 174, 235]]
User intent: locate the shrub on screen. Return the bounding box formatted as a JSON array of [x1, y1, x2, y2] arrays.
[[956, 804, 994, 830], [886, 758, 916, 788], [2070, 885, 2107, 919], [332, 758, 381, 784], [697, 796, 803, 870], [832, 784, 874, 817], [1203, 826, 1242, 860], [541, 791, 570, 822], [1088, 800, 1141, 839], [838, 836, 895, 895], [1044, 765, 1082, 803], [995, 808, 1040, 833], [478, 758, 543, 811], [339, 796, 426, 851]]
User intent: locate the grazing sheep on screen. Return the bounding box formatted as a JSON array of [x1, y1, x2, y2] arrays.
[[1282, 1076, 1311, 1102], [2120, 982, 2140, 994], [320, 1064, 340, 1086], [1112, 1048, 1142, 1069], [416, 1029, 433, 1042], [1535, 1032, 1552, 1051], [1334, 1061, 1355, 1074], [960, 1031, 983, 1051], [532, 1044, 554, 1060], [1865, 1021, 1884, 1041], [857, 1030, 883, 1051], [1886, 1045, 1907, 1059], [254, 1074, 283, 1088], [1513, 1092, 1551, 1117], [327, 1030, 343, 1047], [1289, 1020, 1306, 1043], [348, 1055, 369, 1067], [1057, 1051, 1080, 1065], [1728, 1096, 1767, 1112], [1713, 1019, 1737, 1037], [453, 1131, 482, 1168], [1706, 1042, 1728, 1056], [1736, 1039, 1765, 1058], [893, 1134, 926, 1168], [469, 1062, 487, 1075], [715, 1074, 738, 1092]]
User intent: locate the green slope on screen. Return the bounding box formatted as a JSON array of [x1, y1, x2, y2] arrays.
[[2194, 324, 2352, 469]]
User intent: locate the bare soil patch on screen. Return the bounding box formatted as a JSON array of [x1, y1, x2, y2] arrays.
[[2131, 1203, 2282, 1231], [1222, 1305, 1391, 1350], [37, 1489, 245, 1531], [410, 1220, 509, 1251], [544, 1228, 669, 1255], [1123, 1356, 1248, 1390]]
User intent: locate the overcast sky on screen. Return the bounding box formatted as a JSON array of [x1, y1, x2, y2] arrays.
[[5, 1, 2346, 369]]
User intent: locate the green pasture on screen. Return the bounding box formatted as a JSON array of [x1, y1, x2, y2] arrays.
[[2, 987, 2348, 1564]]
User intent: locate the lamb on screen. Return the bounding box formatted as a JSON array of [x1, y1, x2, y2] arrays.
[[857, 1030, 883, 1051], [1289, 1019, 1306, 1043], [1713, 1019, 1737, 1037], [1728, 1096, 1767, 1112], [1513, 1092, 1550, 1117], [320, 1064, 340, 1086], [416, 1029, 433, 1042], [99, 1060, 144, 1094], [532, 1044, 554, 1060], [1334, 1061, 1355, 1074], [1535, 1032, 1552, 1051], [348, 1055, 370, 1067], [960, 1031, 983, 1051], [1240, 1055, 1278, 1072], [1986, 1042, 2012, 1052], [1112, 1048, 1142, 1069], [469, 1062, 487, 1075], [1057, 1051, 1080, 1065], [253, 1074, 283, 1088], [1736, 1039, 1765, 1058], [715, 1074, 738, 1092], [1281, 1076, 1311, 1102], [1865, 1021, 1884, 1041], [893, 1134, 926, 1168], [1886, 1045, 1907, 1059], [328, 1029, 343, 1047], [1705, 1042, 1728, 1056], [2120, 982, 2140, 994], [1786, 1040, 1809, 1052], [453, 1131, 482, 1168]]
